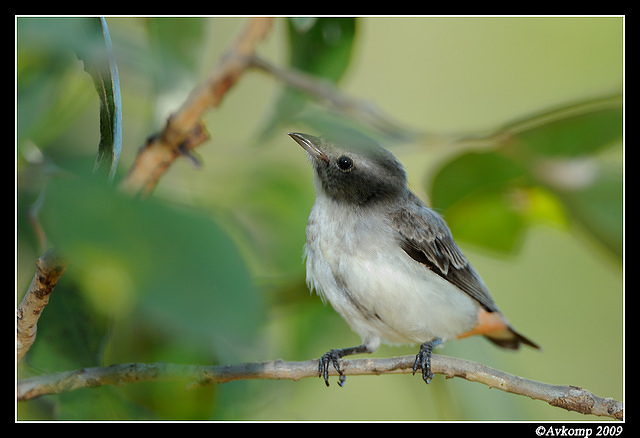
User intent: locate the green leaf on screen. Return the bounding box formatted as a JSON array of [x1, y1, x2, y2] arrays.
[[430, 150, 528, 212], [40, 176, 264, 360], [550, 161, 623, 258], [288, 17, 318, 33], [429, 151, 530, 253], [22, 283, 110, 372], [442, 188, 527, 252], [286, 17, 357, 81], [259, 17, 358, 139], [510, 94, 623, 257], [429, 94, 622, 257], [490, 93, 622, 157], [144, 17, 206, 97], [77, 18, 122, 181], [515, 102, 622, 157], [17, 18, 99, 150]]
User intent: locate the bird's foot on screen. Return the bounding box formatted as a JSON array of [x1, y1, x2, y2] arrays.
[[318, 344, 369, 387], [412, 338, 443, 384], [319, 349, 347, 387]]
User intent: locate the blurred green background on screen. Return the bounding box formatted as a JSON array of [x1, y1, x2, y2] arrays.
[[17, 16, 622, 420]]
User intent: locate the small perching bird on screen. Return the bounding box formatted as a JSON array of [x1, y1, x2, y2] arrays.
[[289, 131, 540, 387]]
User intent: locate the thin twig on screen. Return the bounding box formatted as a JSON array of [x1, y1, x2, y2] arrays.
[[16, 355, 622, 420], [119, 17, 273, 197], [16, 249, 66, 364], [17, 19, 273, 363], [249, 54, 426, 143]]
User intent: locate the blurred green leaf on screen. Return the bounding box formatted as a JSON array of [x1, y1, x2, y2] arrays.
[[144, 17, 206, 85], [17, 17, 123, 180], [22, 282, 110, 373], [288, 17, 318, 33], [17, 18, 97, 150], [40, 175, 264, 361], [429, 94, 622, 257], [286, 17, 357, 81], [16, 65, 95, 151], [511, 95, 622, 157], [232, 167, 311, 278], [514, 95, 623, 258], [144, 16, 206, 124], [79, 18, 122, 181], [55, 386, 146, 420], [21, 285, 136, 420], [439, 188, 527, 253], [259, 17, 358, 138], [551, 162, 623, 257], [430, 150, 528, 211]]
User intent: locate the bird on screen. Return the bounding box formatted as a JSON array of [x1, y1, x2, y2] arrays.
[[288, 130, 540, 387]]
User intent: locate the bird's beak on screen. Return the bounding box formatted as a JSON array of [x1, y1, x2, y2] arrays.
[[288, 132, 330, 163]]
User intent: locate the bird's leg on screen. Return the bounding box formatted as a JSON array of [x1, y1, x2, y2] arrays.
[[319, 344, 370, 387], [413, 338, 443, 384]]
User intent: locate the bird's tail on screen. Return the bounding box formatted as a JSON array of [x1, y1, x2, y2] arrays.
[[457, 307, 542, 350], [484, 326, 542, 350]]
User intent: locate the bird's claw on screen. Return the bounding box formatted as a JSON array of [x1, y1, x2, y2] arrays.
[[319, 349, 346, 387], [413, 338, 442, 384]]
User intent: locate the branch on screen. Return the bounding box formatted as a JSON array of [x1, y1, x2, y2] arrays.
[[118, 17, 273, 197], [16, 249, 67, 364], [17, 18, 273, 363], [249, 54, 426, 143], [16, 355, 622, 420]]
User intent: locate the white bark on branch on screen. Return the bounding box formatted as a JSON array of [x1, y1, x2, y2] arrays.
[[17, 355, 622, 420], [16, 249, 66, 364]]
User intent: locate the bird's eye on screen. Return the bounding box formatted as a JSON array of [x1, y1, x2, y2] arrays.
[[337, 155, 354, 171]]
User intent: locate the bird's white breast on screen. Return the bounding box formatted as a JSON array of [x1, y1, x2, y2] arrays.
[[305, 196, 479, 349]]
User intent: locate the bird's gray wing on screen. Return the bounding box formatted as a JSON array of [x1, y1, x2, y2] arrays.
[[390, 192, 499, 312]]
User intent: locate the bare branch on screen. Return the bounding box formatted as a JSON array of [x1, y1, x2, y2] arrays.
[[119, 17, 273, 197], [17, 354, 622, 420], [16, 249, 67, 364], [249, 54, 425, 143], [17, 19, 273, 365]]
